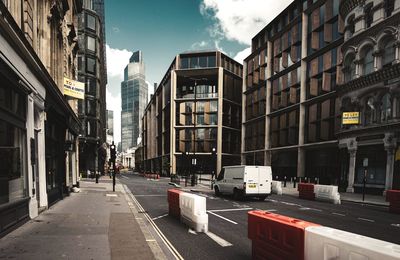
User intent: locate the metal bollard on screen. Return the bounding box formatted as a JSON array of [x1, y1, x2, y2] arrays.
[[284, 176, 287, 187], [293, 177, 297, 188]]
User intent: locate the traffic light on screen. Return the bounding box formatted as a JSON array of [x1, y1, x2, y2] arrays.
[[110, 142, 116, 162]]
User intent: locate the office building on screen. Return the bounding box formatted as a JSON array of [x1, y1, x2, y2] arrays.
[[337, 0, 400, 193], [0, 0, 82, 235], [142, 50, 243, 176], [243, 0, 344, 186], [77, 0, 107, 174], [121, 51, 148, 152]]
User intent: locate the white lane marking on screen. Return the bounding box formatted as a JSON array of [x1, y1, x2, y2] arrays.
[[146, 239, 156, 242], [206, 231, 233, 247], [266, 199, 278, 203], [264, 209, 277, 212], [332, 212, 346, 216], [358, 217, 375, 223], [188, 229, 197, 235], [391, 224, 400, 228], [299, 207, 322, 212], [106, 194, 118, 197], [152, 214, 168, 221], [281, 202, 299, 206], [133, 194, 167, 197], [123, 185, 184, 260], [120, 175, 129, 179], [208, 208, 252, 213], [207, 211, 238, 225]]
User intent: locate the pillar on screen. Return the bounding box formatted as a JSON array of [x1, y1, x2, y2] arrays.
[[346, 148, 357, 193], [384, 147, 395, 192], [217, 67, 224, 175]]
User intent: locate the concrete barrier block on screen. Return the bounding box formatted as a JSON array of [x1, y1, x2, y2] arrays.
[[179, 193, 208, 232]]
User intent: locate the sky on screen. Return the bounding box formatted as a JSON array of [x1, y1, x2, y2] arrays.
[[105, 0, 292, 143]]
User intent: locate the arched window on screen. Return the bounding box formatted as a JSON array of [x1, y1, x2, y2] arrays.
[[362, 47, 374, 75], [364, 4, 373, 29], [346, 15, 355, 38], [364, 97, 376, 125], [344, 53, 356, 82], [383, 39, 396, 66], [381, 93, 392, 122], [385, 0, 395, 17]]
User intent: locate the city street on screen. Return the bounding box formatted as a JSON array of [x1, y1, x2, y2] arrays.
[[119, 172, 400, 260]]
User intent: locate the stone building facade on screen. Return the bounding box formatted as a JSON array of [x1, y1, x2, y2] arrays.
[[0, 0, 82, 235], [338, 0, 400, 194]]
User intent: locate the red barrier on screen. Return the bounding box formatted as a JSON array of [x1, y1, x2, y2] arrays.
[[248, 210, 319, 260], [298, 183, 315, 200], [387, 190, 400, 214], [168, 189, 182, 219]]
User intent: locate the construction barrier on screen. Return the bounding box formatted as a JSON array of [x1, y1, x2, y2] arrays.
[[298, 183, 315, 200], [305, 226, 400, 259], [167, 189, 182, 219], [248, 210, 319, 260], [386, 190, 400, 214], [314, 184, 341, 204], [271, 180, 283, 195], [179, 192, 208, 232]]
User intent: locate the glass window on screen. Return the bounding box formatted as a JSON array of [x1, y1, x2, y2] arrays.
[[381, 94, 391, 122], [344, 54, 356, 82], [0, 120, 27, 205], [199, 56, 207, 67], [197, 115, 205, 125], [86, 13, 96, 31], [383, 40, 395, 66], [364, 97, 376, 125], [209, 114, 217, 125], [363, 47, 374, 75], [210, 101, 218, 112], [86, 77, 96, 95], [190, 57, 199, 68], [208, 55, 216, 67], [180, 57, 189, 69], [86, 57, 96, 74], [86, 35, 96, 52]]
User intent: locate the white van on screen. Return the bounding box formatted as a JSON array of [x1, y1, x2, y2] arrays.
[[213, 165, 272, 200]]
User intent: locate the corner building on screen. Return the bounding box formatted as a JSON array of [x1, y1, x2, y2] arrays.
[[142, 51, 242, 176], [338, 0, 400, 194], [243, 0, 345, 185]]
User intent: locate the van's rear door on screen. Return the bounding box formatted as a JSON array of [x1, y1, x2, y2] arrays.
[[244, 167, 259, 195], [258, 167, 272, 194]]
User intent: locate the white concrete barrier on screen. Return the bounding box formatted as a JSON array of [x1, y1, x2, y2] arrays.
[[314, 184, 340, 204], [271, 181, 283, 195], [305, 226, 400, 260], [179, 192, 208, 232]]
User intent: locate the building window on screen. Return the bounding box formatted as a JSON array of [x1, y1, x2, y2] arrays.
[[180, 57, 189, 69], [385, 0, 395, 17], [344, 53, 356, 82], [381, 94, 392, 122], [86, 77, 97, 96], [83, 0, 92, 9], [86, 57, 96, 74], [86, 13, 96, 31], [86, 35, 96, 52], [362, 47, 374, 75], [347, 15, 355, 38], [383, 40, 395, 66], [364, 97, 376, 125], [364, 4, 373, 29]]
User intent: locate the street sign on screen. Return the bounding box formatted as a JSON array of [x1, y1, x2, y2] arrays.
[[192, 158, 197, 165], [63, 77, 85, 99], [342, 112, 360, 125]]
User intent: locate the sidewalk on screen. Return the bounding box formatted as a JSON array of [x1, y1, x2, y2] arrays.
[[186, 179, 389, 206], [0, 178, 165, 260]]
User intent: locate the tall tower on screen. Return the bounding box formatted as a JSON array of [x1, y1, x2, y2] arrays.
[[121, 51, 148, 152]]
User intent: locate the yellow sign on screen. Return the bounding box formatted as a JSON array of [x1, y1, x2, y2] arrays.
[[63, 77, 85, 99], [342, 112, 360, 125]]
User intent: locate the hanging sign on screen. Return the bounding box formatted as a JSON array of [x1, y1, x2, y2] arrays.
[[63, 77, 85, 99], [342, 112, 360, 125]]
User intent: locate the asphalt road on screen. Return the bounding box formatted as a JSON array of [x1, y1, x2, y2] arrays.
[[118, 173, 400, 260]]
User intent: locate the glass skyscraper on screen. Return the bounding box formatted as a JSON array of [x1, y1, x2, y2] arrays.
[[121, 51, 148, 152]]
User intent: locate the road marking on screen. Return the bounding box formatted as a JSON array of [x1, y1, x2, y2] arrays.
[[358, 217, 375, 222], [299, 207, 322, 212], [106, 194, 118, 197], [188, 229, 197, 235], [146, 239, 156, 242], [263, 209, 277, 212], [266, 199, 278, 203], [332, 212, 346, 216], [120, 175, 129, 179], [123, 185, 184, 260], [281, 202, 299, 206], [208, 208, 252, 212], [206, 231, 233, 247], [133, 194, 167, 197], [207, 211, 238, 224], [152, 214, 168, 221], [391, 224, 400, 228]]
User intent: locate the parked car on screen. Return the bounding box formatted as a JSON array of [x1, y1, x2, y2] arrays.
[[213, 165, 272, 200]]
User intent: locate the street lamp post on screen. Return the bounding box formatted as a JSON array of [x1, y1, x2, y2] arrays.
[[211, 147, 216, 189]]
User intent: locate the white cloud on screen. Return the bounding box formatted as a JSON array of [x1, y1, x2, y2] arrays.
[[106, 88, 121, 143], [233, 47, 251, 64], [112, 27, 120, 33], [200, 0, 292, 45], [191, 40, 210, 50], [106, 44, 132, 80]]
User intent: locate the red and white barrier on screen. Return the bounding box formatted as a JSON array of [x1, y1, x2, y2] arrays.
[[248, 210, 400, 260], [271, 181, 283, 195], [167, 189, 208, 233], [298, 183, 315, 200], [314, 184, 341, 204]]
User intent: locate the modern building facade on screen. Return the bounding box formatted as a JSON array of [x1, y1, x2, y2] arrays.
[[142, 51, 243, 176], [77, 0, 107, 175], [242, 0, 344, 186], [121, 51, 148, 152], [337, 0, 400, 193], [0, 0, 82, 235]]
